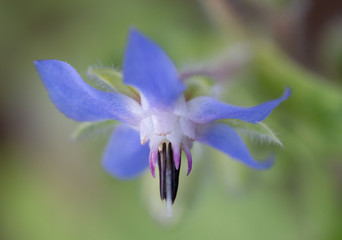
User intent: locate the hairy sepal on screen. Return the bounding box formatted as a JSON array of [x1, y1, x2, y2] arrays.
[[86, 67, 140, 101], [71, 120, 117, 141], [183, 76, 215, 101], [224, 120, 283, 147]]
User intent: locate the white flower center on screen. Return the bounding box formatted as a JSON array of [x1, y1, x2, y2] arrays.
[[138, 94, 196, 150]]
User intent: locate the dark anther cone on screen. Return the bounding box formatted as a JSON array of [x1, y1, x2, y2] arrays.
[[157, 142, 181, 204]]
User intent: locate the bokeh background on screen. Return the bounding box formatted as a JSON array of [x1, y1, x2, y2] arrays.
[[1, 0, 342, 239]]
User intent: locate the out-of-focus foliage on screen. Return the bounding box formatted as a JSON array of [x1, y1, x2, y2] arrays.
[[0, 0, 341, 240]]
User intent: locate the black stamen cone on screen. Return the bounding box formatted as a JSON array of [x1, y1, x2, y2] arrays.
[[157, 142, 181, 204]]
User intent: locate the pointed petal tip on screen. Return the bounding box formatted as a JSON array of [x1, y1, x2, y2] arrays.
[[186, 165, 192, 176], [149, 160, 156, 178], [128, 27, 143, 38], [150, 166, 156, 178], [34, 60, 72, 76], [34, 59, 64, 68], [252, 154, 275, 170], [173, 150, 181, 170], [282, 87, 292, 99], [127, 28, 150, 48], [34, 59, 48, 70], [149, 150, 158, 178], [34, 59, 46, 65], [183, 146, 192, 176]]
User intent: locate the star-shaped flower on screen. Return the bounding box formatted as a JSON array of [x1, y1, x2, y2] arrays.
[[34, 29, 290, 210]]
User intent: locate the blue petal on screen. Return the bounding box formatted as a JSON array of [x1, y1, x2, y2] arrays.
[[187, 88, 291, 124], [102, 125, 150, 179], [196, 123, 274, 169], [35, 60, 143, 126], [123, 29, 185, 109]]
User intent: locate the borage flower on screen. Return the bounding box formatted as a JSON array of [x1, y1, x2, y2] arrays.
[[35, 29, 290, 212]]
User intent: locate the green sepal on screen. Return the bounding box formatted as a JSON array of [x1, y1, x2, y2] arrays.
[[86, 67, 140, 102], [183, 76, 215, 100], [70, 120, 117, 141], [223, 119, 283, 147]]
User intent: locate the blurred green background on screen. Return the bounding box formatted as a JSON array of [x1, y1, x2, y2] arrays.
[[1, 0, 342, 239]]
